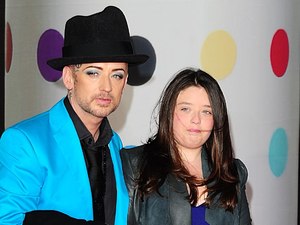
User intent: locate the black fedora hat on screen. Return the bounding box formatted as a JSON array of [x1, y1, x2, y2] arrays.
[[47, 6, 149, 71]]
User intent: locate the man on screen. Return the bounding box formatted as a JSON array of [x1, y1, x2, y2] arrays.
[[0, 6, 148, 225]]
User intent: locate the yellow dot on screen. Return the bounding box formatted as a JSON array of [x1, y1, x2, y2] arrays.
[[200, 30, 237, 80]]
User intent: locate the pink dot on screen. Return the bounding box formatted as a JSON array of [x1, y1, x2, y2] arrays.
[[6, 22, 13, 73], [270, 29, 289, 77]]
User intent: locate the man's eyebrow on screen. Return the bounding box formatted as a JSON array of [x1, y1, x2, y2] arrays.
[[84, 66, 126, 72], [112, 68, 126, 72]]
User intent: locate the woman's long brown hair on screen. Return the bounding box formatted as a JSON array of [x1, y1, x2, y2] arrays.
[[137, 68, 239, 212]]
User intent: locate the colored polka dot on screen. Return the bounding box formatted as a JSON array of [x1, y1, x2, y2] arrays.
[[128, 36, 156, 86], [270, 29, 289, 77], [200, 30, 236, 80], [269, 128, 288, 177], [5, 22, 13, 73], [37, 29, 63, 82]]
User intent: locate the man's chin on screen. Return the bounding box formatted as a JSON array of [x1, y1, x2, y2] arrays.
[[93, 107, 117, 118]]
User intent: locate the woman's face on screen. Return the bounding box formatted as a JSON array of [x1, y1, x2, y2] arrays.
[[173, 86, 214, 152]]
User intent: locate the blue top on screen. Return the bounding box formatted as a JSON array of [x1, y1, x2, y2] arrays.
[[192, 204, 210, 225]]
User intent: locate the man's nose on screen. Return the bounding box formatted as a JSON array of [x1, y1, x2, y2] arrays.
[[99, 75, 112, 92]]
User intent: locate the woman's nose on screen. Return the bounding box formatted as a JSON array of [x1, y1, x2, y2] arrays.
[[191, 113, 201, 124]]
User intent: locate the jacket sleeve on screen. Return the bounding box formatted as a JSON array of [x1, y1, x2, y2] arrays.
[[235, 159, 252, 225], [108, 131, 129, 225], [0, 128, 45, 225]]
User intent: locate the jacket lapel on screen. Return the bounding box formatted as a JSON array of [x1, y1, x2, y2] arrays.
[[166, 174, 191, 225], [49, 99, 88, 176], [49, 99, 93, 218]]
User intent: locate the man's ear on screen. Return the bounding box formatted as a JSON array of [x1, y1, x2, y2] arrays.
[[62, 66, 74, 90]]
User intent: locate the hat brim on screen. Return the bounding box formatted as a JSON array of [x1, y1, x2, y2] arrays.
[[47, 54, 149, 71]]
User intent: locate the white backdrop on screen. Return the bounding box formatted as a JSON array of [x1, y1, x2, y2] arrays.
[[5, 1, 300, 224]]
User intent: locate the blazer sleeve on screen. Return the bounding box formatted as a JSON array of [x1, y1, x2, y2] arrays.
[[235, 159, 252, 225], [0, 128, 45, 224]]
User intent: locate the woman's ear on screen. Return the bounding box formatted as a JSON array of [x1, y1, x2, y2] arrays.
[[62, 66, 74, 90]]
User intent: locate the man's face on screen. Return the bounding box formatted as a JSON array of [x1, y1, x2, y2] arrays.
[[64, 62, 128, 122]]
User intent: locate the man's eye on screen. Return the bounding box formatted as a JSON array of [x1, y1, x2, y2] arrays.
[[112, 73, 124, 80], [86, 71, 98, 76], [85, 70, 100, 78]]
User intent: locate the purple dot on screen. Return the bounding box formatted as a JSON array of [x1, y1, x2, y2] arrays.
[[37, 29, 63, 82]]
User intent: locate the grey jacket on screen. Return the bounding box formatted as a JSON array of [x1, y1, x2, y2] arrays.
[[120, 146, 252, 225]]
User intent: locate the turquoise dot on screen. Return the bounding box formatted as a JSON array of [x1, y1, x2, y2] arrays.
[[269, 128, 288, 177]]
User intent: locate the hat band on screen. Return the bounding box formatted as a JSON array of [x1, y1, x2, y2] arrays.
[[62, 41, 133, 57]]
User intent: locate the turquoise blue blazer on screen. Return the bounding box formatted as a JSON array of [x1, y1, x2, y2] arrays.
[[0, 98, 129, 225]]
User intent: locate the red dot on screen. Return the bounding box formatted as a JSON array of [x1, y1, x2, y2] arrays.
[[270, 29, 289, 77], [6, 22, 13, 73]]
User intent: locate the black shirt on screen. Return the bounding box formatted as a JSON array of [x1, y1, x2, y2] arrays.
[[64, 97, 116, 225]]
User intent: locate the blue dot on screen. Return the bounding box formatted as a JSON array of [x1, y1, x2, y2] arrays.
[[269, 128, 288, 177]]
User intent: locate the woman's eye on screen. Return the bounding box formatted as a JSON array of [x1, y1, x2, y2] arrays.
[[202, 110, 212, 115], [180, 107, 189, 112]]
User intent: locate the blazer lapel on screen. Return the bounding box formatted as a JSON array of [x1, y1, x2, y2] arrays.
[[166, 174, 191, 225], [49, 100, 93, 214], [49, 99, 87, 175]]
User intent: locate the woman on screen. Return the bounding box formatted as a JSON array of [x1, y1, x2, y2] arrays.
[[120, 68, 252, 225]]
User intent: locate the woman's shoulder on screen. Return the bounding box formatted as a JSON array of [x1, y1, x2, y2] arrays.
[[120, 145, 145, 168], [120, 145, 146, 186], [234, 158, 248, 185], [120, 145, 144, 157]]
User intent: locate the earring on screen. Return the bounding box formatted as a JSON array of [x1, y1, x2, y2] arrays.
[[68, 89, 72, 99]]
